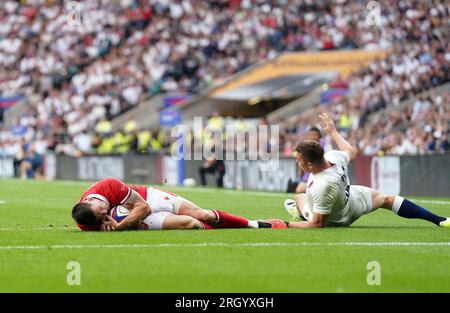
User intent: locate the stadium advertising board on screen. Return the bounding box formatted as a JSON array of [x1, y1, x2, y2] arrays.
[[159, 108, 182, 127], [44, 153, 56, 181], [0, 157, 14, 178], [162, 156, 180, 186], [163, 95, 190, 108], [52, 154, 447, 196], [77, 157, 124, 181], [224, 159, 297, 192], [370, 156, 401, 195]]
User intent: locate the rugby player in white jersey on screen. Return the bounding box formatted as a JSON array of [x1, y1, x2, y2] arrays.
[[284, 113, 450, 228]]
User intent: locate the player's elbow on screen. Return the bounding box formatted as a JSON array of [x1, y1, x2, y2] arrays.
[[347, 147, 358, 162], [142, 203, 152, 216], [312, 215, 327, 228], [307, 219, 326, 228], [135, 201, 151, 216], [314, 221, 326, 228]]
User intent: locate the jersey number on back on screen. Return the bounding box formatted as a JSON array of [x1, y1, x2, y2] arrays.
[[341, 169, 350, 206]]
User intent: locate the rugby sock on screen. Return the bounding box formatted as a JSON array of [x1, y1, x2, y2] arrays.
[[247, 221, 259, 228], [256, 221, 272, 228], [212, 210, 249, 228], [255, 221, 290, 228], [392, 196, 446, 226], [200, 222, 215, 230]]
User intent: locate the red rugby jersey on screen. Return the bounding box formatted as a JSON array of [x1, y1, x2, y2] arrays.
[[77, 178, 148, 231]]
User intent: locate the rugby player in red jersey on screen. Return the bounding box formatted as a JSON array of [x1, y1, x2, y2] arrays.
[[71, 178, 286, 231]]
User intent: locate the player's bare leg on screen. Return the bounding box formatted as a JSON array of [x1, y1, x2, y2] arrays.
[[177, 199, 219, 224], [370, 190, 395, 211], [370, 189, 449, 227], [284, 193, 308, 222], [295, 193, 308, 217], [177, 199, 286, 229]]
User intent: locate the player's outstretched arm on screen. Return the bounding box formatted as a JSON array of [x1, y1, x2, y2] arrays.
[[319, 113, 357, 162], [103, 190, 152, 231], [288, 213, 328, 228]]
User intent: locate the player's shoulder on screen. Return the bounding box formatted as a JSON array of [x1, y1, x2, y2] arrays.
[[324, 150, 344, 159], [324, 150, 350, 164], [84, 178, 129, 195]]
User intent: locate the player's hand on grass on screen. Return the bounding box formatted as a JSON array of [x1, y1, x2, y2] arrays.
[[101, 215, 118, 231], [101, 224, 114, 231], [318, 113, 337, 135]]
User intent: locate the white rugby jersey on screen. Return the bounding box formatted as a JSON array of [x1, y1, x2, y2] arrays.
[[303, 150, 352, 226]]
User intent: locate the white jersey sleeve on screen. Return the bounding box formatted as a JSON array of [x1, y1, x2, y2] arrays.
[[324, 150, 350, 166], [310, 182, 341, 215]]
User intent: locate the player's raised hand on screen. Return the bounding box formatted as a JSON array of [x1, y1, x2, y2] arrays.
[[318, 113, 337, 135]]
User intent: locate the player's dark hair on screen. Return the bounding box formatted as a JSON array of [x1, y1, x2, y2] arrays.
[[295, 140, 324, 164], [72, 202, 96, 226], [308, 127, 322, 138]]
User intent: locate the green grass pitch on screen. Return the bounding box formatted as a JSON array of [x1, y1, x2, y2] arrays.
[[0, 179, 449, 292]]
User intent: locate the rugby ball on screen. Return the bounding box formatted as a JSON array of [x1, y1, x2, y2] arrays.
[[183, 178, 196, 187], [110, 205, 130, 222]]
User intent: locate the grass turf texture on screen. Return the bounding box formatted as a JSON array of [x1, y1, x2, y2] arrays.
[[0, 179, 449, 292]]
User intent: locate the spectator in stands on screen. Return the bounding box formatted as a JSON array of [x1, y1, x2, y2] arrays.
[[19, 144, 43, 180], [440, 132, 450, 153], [198, 133, 225, 188], [1, 0, 449, 160]]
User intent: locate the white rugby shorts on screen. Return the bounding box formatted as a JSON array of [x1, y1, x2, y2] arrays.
[[146, 187, 184, 214], [142, 211, 173, 230]]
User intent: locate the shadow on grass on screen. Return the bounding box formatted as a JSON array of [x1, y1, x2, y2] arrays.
[[348, 225, 434, 229]]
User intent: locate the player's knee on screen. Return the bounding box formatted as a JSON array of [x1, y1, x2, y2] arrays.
[[197, 210, 217, 224], [386, 195, 396, 209], [182, 217, 203, 229], [381, 195, 395, 209], [179, 200, 215, 221]]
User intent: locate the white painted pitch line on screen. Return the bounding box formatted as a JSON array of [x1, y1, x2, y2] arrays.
[[0, 242, 449, 250], [1, 226, 77, 231], [172, 187, 291, 198], [410, 199, 450, 205], [0, 200, 5, 204]]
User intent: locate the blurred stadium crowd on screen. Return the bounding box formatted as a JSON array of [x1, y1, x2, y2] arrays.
[[0, 0, 449, 170]]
